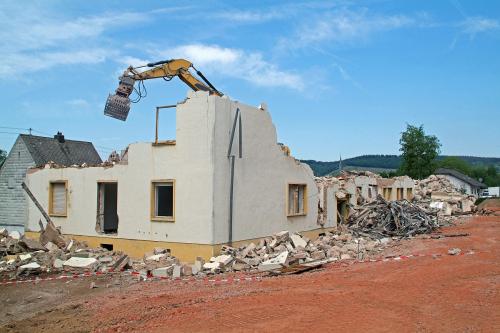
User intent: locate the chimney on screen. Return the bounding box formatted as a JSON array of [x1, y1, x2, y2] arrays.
[[54, 131, 65, 143]]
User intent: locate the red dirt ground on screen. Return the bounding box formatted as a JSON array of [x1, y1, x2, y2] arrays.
[[1, 214, 499, 333]]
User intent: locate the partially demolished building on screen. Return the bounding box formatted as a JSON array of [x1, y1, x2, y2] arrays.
[[316, 171, 415, 228], [24, 92, 328, 260]]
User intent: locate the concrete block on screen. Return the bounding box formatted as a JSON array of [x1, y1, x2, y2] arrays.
[[9, 231, 21, 240], [45, 241, 59, 252], [212, 254, 233, 266], [63, 257, 97, 268], [203, 262, 220, 270], [258, 251, 288, 272], [19, 262, 40, 270], [145, 254, 167, 262], [18, 254, 32, 261], [172, 265, 182, 278], [290, 234, 307, 248], [152, 265, 174, 277], [53, 258, 64, 269]]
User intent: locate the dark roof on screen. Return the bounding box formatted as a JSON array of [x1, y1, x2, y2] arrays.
[[19, 134, 102, 166], [435, 168, 487, 188]]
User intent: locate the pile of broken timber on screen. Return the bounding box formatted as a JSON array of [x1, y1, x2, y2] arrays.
[[348, 195, 439, 239]]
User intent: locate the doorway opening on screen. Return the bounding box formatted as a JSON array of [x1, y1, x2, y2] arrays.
[[96, 182, 118, 234]]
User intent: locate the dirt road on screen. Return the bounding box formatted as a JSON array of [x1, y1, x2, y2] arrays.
[[1, 215, 499, 332]]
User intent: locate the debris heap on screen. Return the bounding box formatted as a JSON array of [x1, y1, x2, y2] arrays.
[[0, 223, 131, 279], [348, 195, 439, 238], [414, 175, 477, 215]]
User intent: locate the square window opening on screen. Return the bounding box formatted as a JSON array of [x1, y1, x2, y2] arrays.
[[287, 184, 307, 216], [49, 181, 67, 217], [152, 181, 175, 221]]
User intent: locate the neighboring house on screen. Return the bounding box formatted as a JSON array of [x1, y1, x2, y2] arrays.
[[434, 168, 487, 196], [25, 92, 327, 261], [0, 133, 102, 233]]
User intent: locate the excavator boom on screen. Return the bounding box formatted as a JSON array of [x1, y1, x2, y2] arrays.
[[104, 59, 222, 121]]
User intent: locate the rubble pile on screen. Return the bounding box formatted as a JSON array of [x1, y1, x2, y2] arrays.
[[0, 223, 131, 279], [3, 227, 390, 280], [414, 175, 477, 215], [348, 195, 439, 239], [197, 230, 387, 275], [414, 175, 461, 199]]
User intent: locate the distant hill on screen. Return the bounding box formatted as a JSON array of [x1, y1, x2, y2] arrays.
[[301, 155, 500, 176]]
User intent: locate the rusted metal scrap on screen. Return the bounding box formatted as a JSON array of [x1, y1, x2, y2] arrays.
[[348, 195, 439, 239]]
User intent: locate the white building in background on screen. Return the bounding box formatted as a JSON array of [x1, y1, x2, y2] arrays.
[[435, 168, 487, 196], [25, 91, 330, 261]]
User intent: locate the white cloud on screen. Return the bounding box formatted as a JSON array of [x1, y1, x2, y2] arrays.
[[280, 9, 415, 49], [0, 3, 149, 78], [212, 10, 284, 23], [0, 49, 113, 77], [66, 99, 91, 107], [461, 17, 499, 36], [158, 44, 303, 90]]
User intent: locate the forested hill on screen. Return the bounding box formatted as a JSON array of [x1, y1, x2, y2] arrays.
[[301, 155, 500, 176]]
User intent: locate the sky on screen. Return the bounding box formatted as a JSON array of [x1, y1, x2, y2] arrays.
[[0, 0, 499, 161]]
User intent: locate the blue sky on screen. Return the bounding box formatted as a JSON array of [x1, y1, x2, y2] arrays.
[[0, 0, 499, 160]]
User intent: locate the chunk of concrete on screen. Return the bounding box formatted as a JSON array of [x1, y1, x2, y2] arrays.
[[212, 254, 233, 266], [63, 257, 97, 268], [53, 258, 64, 269], [172, 265, 182, 278], [152, 266, 174, 277], [258, 251, 288, 272], [19, 262, 41, 270], [203, 262, 220, 270], [145, 253, 167, 262], [240, 243, 256, 258], [448, 248, 461, 256], [44, 241, 59, 252], [18, 254, 32, 261], [290, 234, 307, 248], [9, 231, 21, 240]]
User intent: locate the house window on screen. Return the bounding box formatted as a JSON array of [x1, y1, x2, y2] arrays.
[[151, 180, 175, 221], [49, 181, 67, 216], [397, 188, 404, 200], [287, 184, 307, 216], [406, 188, 413, 200]]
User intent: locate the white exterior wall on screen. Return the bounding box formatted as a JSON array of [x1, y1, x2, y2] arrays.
[[440, 175, 476, 195], [353, 176, 378, 202], [26, 92, 321, 245], [210, 95, 320, 243]]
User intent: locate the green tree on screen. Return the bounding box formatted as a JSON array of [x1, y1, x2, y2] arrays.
[[399, 124, 441, 180], [436, 156, 471, 175], [0, 149, 6, 168]]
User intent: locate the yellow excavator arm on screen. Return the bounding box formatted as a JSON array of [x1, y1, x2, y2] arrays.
[[104, 59, 223, 121]]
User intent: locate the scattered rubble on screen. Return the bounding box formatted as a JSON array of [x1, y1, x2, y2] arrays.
[[2, 226, 390, 280], [348, 195, 439, 238], [447, 248, 462, 256]]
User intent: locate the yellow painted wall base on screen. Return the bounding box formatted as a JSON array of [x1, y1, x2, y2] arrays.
[[25, 227, 335, 263]]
